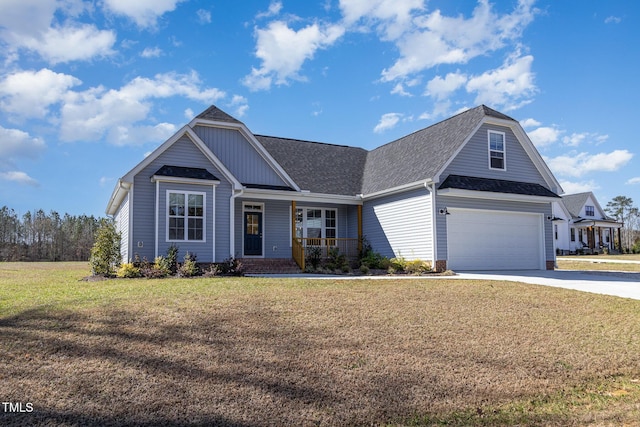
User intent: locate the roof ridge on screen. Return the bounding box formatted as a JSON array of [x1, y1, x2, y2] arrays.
[[255, 134, 366, 150]]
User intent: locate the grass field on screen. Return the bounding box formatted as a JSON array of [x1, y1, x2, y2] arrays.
[[557, 254, 640, 272], [1, 262, 640, 426]]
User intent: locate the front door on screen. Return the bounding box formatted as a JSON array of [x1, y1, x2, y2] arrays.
[[244, 212, 263, 256]]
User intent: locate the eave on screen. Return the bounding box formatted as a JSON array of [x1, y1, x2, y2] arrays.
[[438, 188, 561, 204]]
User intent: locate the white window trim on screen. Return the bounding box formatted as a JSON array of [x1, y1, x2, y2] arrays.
[[294, 207, 338, 240], [488, 130, 506, 171], [242, 201, 265, 258], [166, 190, 207, 243]]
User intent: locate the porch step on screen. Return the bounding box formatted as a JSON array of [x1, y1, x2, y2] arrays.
[[240, 258, 301, 274]]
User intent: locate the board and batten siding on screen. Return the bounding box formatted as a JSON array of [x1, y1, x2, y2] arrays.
[[443, 123, 548, 185], [194, 125, 288, 187], [435, 195, 554, 262], [130, 135, 232, 263], [362, 187, 433, 261]]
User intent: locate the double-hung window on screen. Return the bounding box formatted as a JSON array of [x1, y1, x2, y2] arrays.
[[168, 191, 205, 241], [295, 207, 337, 243], [488, 131, 506, 170], [585, 205, 595, 217]]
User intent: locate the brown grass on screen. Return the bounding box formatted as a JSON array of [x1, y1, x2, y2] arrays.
[[1, 264, 640, 426], [557, 260, 640, 272]]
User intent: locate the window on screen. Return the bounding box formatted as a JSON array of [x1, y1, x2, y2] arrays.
[[168, 191, 205, 241], [554, 224, 558, 240], [585, 205, 595, 216], [295, 207, 337, 241], [570, 228, 575, 242], [488, 131, 505, 170]]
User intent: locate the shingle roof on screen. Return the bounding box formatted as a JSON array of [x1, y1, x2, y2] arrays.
[[193, 104, 536, 197], [439, 175, 560, 198], [154, 165, 219, 181], [255, 135, 368, 196], [561, 192, 592, 218], [196, 105, 243, 124], [361, 105, 512, 194]]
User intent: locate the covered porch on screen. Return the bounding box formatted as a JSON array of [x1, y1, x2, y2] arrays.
[[573, 219, 622, 254], [290, 201, 362, 271]]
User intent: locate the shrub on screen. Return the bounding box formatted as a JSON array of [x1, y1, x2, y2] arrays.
[[306, 246, 322, 270], [326, 246, 349, 271], [178, 252, 199, 277], [216, 256, 245, 276], [202, 264, 222, 277], [389, 256, 407, 273], [166, 244, 179, 274], [359, 264, 370, 275], [89, 218, 121, 277], [116, 263, 141, 278], [404, 259, 431, 275], [140, 256, 171, 278]]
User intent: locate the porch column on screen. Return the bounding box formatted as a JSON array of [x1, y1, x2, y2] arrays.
[[291, 200, 296, 244], [357, 205, 363, 253]]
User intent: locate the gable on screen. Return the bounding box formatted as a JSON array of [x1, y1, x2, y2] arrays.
[[442, 123, 548, 186], [193, 125, 291, 188]]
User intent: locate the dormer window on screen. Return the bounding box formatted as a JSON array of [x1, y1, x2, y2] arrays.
[[488, 130, 505, 170], [585, 205, 595, 217]]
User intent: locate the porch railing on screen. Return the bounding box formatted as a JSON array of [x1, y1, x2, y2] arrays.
[[291, 237, 360, 271]]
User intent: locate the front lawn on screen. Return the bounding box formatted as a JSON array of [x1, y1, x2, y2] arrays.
[[1, 262, 640, 426]]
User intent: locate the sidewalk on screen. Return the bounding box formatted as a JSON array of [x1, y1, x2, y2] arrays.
[[557, 257, 640, 264]]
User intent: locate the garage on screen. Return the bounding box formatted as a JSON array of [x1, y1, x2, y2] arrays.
[[447, 208, 544, 270]]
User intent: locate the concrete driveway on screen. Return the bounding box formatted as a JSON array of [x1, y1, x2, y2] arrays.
[[453, 270, 640, 300]]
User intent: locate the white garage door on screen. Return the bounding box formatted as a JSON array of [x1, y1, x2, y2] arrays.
[[447, 208, 543, 270]]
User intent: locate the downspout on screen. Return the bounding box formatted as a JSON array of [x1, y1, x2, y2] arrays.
[[229, 187, 244, 258], [426, 181, 437, 270]]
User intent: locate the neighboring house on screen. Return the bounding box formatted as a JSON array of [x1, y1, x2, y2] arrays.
[[106, 104, 564, 271], [552, 192, 622, 254]]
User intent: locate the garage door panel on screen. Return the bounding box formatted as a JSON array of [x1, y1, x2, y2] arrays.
[[447, 209, 542, 270]]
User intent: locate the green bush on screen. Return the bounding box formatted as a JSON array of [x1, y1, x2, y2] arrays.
[[89, 218, 121, 277], [404, 259, 431, 274], [178, 252, 199, 277], [215, 256, 245, 276], [306, 246, 322, 269], [389, 256, 407, 272], [116, 263, 142, 278], [166, 244, 179, 274]]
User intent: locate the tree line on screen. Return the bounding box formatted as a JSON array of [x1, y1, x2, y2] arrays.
[[0, 206, 101, 261], [605, 195, 640, 253]]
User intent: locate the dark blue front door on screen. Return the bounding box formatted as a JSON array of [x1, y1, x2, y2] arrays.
[[244, 212, 262, 256]]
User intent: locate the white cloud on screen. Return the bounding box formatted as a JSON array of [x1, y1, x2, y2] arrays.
[[562, 132, 608, 147], [59, 71, 225, 145], [391, 83, 412, 97], [243, 21, 345, 91], [0, 68, 81, 118], [339, 0, 424, 40], [373, 112, 402, 133], [545, 150, 634, 178], [380, 0, 537, 81], [627, 177, 640, 185], [605, 16, 622, 24], [0, 0, 116, 64], [520, 118, 541, 128], [527, 126, 561, 148], [465, 53, 536, 110], [102, 0, 185, 28], [140, 47, 163, 58], [0, 126, 46, 169], [197, 9, 212, 24], [229, 95, 249, 118], [256, 1, 283, 19], [425, 72, 467, 100], [559, 180, 600, 195], [0, 171, 39, 186], [184, 108, 194, 119]]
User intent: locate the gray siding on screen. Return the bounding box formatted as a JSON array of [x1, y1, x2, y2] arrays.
[[131, 135, 232, 263], [233, 199, 356, 258], [363, 187, 433, 261], [443, 123, 547, 185], [435, 195, 553, 262], [194, 125, 288, 187]]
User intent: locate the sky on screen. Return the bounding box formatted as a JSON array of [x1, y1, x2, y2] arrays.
[[0, 0, 638, 218]]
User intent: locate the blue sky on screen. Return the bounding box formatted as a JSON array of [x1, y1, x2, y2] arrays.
[[0, 0, 638, 217]]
